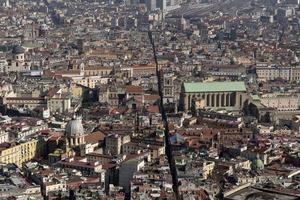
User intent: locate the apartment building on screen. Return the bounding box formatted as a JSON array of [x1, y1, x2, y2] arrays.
[[0, 139, 40, 167]]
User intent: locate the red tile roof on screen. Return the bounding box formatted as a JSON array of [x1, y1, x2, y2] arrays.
[[84, 131, 106, 144], [144, 95, 160, 101], [147, 105, 160, 113], [126, 85, 144, 94]]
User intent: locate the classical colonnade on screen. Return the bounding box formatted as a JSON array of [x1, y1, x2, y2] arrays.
[[68, 136, 85, 147], [187, 92, 242, 109]]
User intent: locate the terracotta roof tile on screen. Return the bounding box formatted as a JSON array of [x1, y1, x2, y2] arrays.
[[126, 85, 144, 94], [144, 95, 160, 101], [84, 131, 106, 144], [147, 105, 160, 113]]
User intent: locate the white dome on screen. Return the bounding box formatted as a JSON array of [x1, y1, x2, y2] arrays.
[[65, 116, 84, 137]]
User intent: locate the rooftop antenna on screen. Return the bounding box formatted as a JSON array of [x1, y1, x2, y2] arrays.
[[148, 31, 181, 200]]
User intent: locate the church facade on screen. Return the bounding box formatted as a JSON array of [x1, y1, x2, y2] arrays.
[[180, 81, 248, 111]]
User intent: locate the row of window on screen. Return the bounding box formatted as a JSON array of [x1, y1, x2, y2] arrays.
[[8, 100, 41, 103], [86, 70, 111, 76]]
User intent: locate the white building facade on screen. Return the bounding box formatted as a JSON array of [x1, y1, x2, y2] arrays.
[[260, 93, 299, 111]]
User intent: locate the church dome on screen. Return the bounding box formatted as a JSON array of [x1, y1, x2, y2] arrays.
[[12, 45, 25, 54], [65, 116, 84, 137], [251, 154, 264, 171]]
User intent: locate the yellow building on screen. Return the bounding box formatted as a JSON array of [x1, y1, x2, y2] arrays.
[[46, 88, 71, 114], [0, 139, 40, 167], [4, 97, 46, 110], [71, 76, 101, 89], [84, 66, 113, 77], [69, 83, 83, 98]]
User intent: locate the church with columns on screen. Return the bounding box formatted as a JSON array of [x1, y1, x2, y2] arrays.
[[180, 81, 248, 111], [65, 115, 85, 148]]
